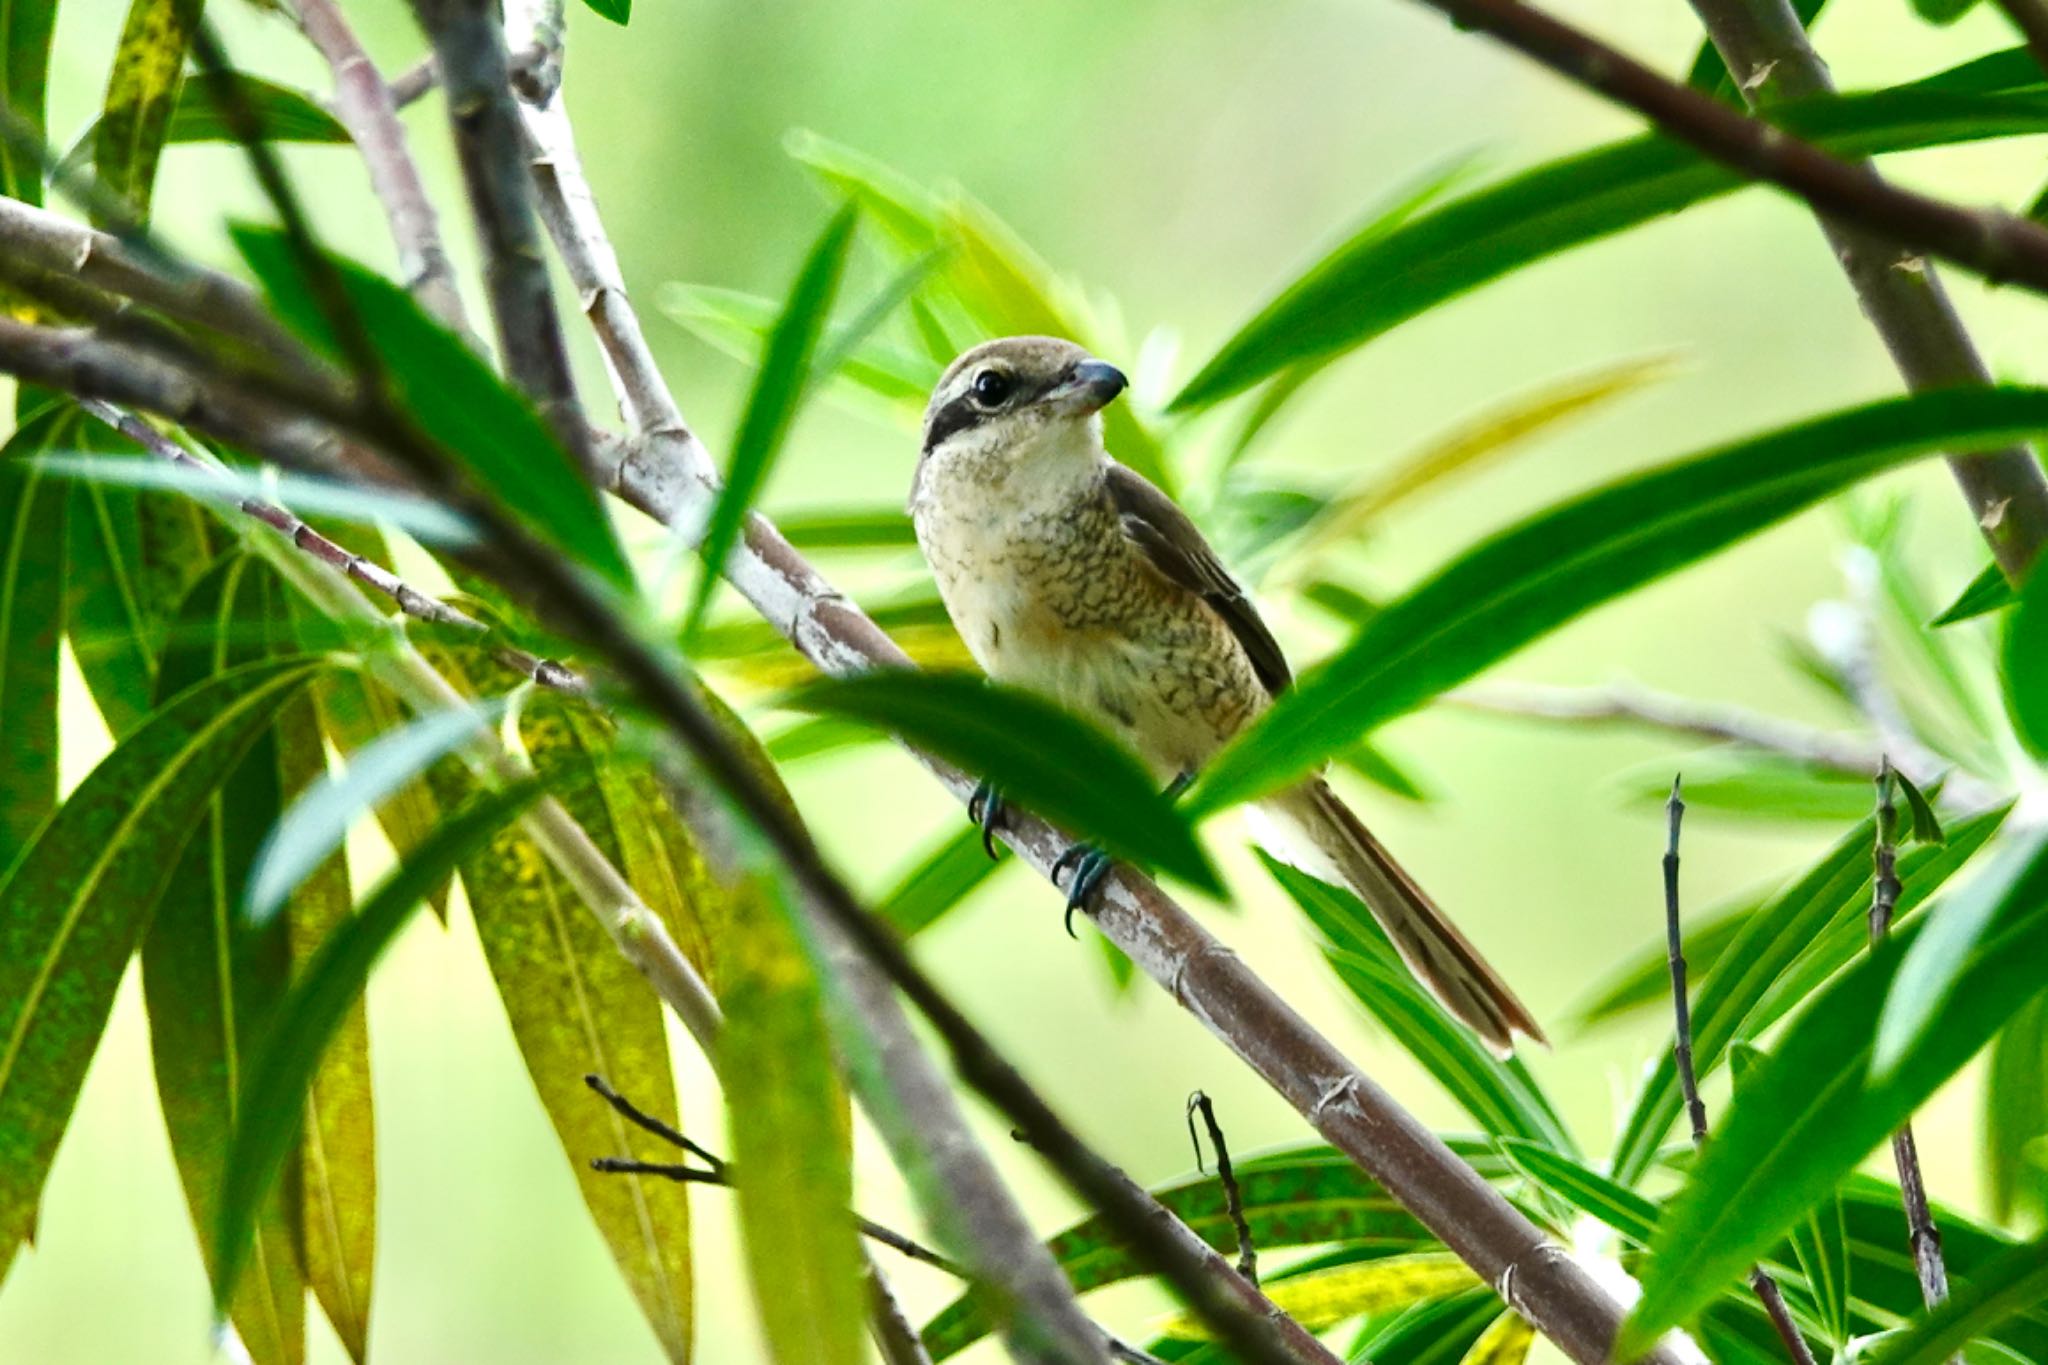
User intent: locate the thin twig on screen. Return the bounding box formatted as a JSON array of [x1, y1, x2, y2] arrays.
[[1187, 1092, 1257, 1285], [1872, 761, 1956, 1327], [1663, 779, 1819, 1365], [1683, 0, 2048, 580], [582, 1073, 724, 1171]]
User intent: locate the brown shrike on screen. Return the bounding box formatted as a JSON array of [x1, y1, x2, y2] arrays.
[[910, 336, 1544, 1055]]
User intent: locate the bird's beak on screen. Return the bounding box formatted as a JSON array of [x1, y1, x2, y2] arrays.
[[1048, 358, 1129, 416]]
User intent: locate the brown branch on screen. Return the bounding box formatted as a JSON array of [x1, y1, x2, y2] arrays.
[[1187, 1092, 1257, 1285], [1871, 761, 1956, 1331], [1680, 0, 2048, 581], [1663, 780, 1819, 1365]]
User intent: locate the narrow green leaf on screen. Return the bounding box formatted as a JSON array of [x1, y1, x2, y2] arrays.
[[1788, 1184, 1851, 1348], [879, 823, 1007, 936], [1336, 739, 1434, 804], [2002, 556, 2048, 759], [1457, 1311, 1535, 1365], [1169, 89, 2048, 411], [1350, 1289, 1502, 1365], [1495, 1139, 1656, 1245], [1568, 895, 1756, 1032], [0, 656, 325, 1282], [788, 671, 1219, 893], [659, 284, 938, 419], [1613, 751, 1876, 824], [65, 480, 156, 737], [685, 205, 859, 636], [1910, 0, 1983, 23], [1893, 770, 1943, 847], [579, 0, 629, 24], [814, 248, 949, 384], [1686, 0, 1827, 100], [1620, 828, 2048, 1354], [1931, 562, 2013, 626], [231, 225, 633, 590], [773, 507, 919, 551], [1264, 855, 1576, 1153], [212, 782, 540, 1317], [94, 0, 204, 223], [305, 668, 451, 921], [1871, 1234, 2048, 1365], [1914, 47, 2044, 95], [0, 0, 58, 204], [63, 72, 348, 177], [1161, 1252, 1477, 1337], [1987, 996, 2048, 1225], [1191, 388, 2048, 812], [0, 429, 67, 871]]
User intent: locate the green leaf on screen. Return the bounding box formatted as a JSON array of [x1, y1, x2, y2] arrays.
[[0, 0, 57, 204], [815, 247, 949, 384], [305, 668, 451, 921], [1336, 738, 1434, 804], [94, 0, 205, 223], [0, 421, 68, 871], [1610, 802, 2005, 1185], [65, 479, 156, 736], [719, 873, 864, 1365], [788, 671, 1219, 893], [1612, 751, 1876, 825], [1910, 0, 1982, 23], [1457, 1311, 1535, 1365], [1685, 0, 1826, 101], [1892, 769, 1943, 847], [1871, 1233, 2048, 1365], [1620, 828, 2048, 1355], [1568, 895, 1756, 1032], [1914, 47, 2045, 95], [1986, 996, 2048, 1225], [0, 656, 325, 1282], [579, 0, 629, 24], [1494, 1139, 1656, 1245], [230, 225, 634, 591], [685, 204, 859, 637], [1932, 563, 2013, 626], [64, 72, 348, 177], [1264, 855, 1576, 1153], [211, 781, 540, 1318], [1161, 1252, 1477, 1337], [1190, 387, 2048, 813], [1169, 89, 2048, 411], [659, 284, 938, 420], [879, 823, 1007, 936], [1350, 1289, 1502, 1365], [1788, 1182, 1851, 1348], [1840, 1174, 2048, 1356], [2002, 555, 2048, 759], [773, 507, 920, 552]]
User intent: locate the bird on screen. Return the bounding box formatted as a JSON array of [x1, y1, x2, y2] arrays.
[[908, 335, 1545, 1056]]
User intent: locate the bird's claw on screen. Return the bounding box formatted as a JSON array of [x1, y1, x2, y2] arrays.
[[1052, 842, 1112, 937], [968, 780, 1005, 860]]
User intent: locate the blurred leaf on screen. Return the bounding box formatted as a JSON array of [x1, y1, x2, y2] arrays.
[[686, 204, 860, 637], [1459, 1311, 1535, 1365], [1611, 802, 2005, 1185], [0, 424, 68, 870], [422, 648, 697, 1361], [788, 671, 1219, 893], [231, 225, 633, 590], [774, 507, 920, 551], [1337, 739, 1434, 805], [212, 782, 540, 1318], [1190, 387, 2048, 813], [1987, 996, 2048, 1224], [63, 72, 348, 177], [922, 1142, 1462, 1358], [1619, 828, 2048, 1354], [1836, 1174, 2048, 1354], [1871, 1234, 2048, 1365], [1351, 1289, 1501, 1365], [1300, 578, 1380, 628], [0, 0, 56, 205], [660, 285, 936, 420], [143, 554, 305, 1365], [2001, 554, 2048, 758], [1613, 751, 1876, 824], [1169, 89, 2048, 411], [1789, 1183, 1851, 1348], [306, 668, 451, 920], [1495, 1138, 1656, 1244], [1162, 1252, 1477, 1338], [579, 0, 629, 24], [247, 695, 507, 923], [1915, 47, 2044, 94], [815, 247, 948, 383], [0, 656, 324, 1281], [761, 715, 877, 764], [1932, 563, 2013, 626], [1264, 855, 1576, 1152], [94, 0, 203, 223], [1686, 0, 1826, 100], [1893, 769, 1943, 847], [1569, 895, 1756, 1032], [719, 872, 863, 1365], [1909, 0, 1983, 22], [879, 822, 1006, 936]]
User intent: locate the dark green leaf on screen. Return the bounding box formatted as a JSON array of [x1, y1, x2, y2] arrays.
[[0, 656, 325, 1281], [231, 225, 634, 590], [1909, 0, 1982, 22], [1685, 0, 1826, 101], [879, 823, 1007, 936], [1987, 996, 2048, 1225], [212, 782, 540, 1318], [1190, 388, 2048, 812], [579, 0, 629, 24], [0, 421, 67, 870], [1931, 562, 2013, 626], [686, 205, 859, 637], [94, 0, 205, 222], [64, 72, 348, 177], [1264, 855, 1575, 1152], [2002, 553, 2048, 759], [65, 480, 156, 736], [0, 0, 57, 204], [788, 671, 1218, 892], [1913, 48, 2044, 95], [1789, 1184, 1851, 1347], [1871, 1234, 2048, 1365], [1169, 89, 2048, 411], [1838, 1174, 2048, 1354], [1620, 829, 2048, 1354], [1892, 769, 1943, 847], [1350, 1288, 1501, 1365], [1495, 1138, 1656, 1245]]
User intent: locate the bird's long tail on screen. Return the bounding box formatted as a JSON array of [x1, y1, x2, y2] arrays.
[[1258, 778, 1545, 1057]]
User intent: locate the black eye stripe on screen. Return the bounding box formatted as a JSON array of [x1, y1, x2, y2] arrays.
[[921, 370, 1066, 452]]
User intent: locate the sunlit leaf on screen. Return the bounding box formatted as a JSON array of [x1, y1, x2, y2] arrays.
[[686, 204, 860, 637], [94, 0, 203, 222], [0, 417, 68, 870], [0, 656, 325, 1282], [1264, 855, 1575, 1152], [1350, 1289, 1501, 1365], [579, 0, 629, 24], [1459, 1310, 1535, 1365], [773, 507, 920, 551], [231, 225, 633, 590], [1620, 828, 2048, 1354], [1987, 996, 2048, 1225], [2001, 555, 2048, 759], [1170, 89, 2048, 410], [1336, 739, 1434, 805], [1611, 752, 1875, 824], [212, 782, 541, 1318], [1495, 1139, 1655, 1245], [62, 72, 348, 178], [0, 0, 56, 205], [1191, 388, 2048, 813], [659, 285, 936, 420], [1932, 563, 2013, 626], [1163, 1253, 1477, 1338], [879, 823, 1007, 936], [788, 671, 1219, 892]]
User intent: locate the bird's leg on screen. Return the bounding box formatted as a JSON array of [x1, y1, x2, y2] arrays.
[[1163, 770, 1194, 804], [1052, 773, 1194, 936], [967, 779, 1006, 860]]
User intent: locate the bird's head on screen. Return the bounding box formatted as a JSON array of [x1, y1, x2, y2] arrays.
[[918, 336, 1128, 481]]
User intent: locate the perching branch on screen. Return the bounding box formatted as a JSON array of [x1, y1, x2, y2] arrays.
[[1681, 0, 2048, 582], [1662, 781, 1819, 1365]]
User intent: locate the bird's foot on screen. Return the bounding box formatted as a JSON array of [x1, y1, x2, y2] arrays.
[[968, 780, 1006, 860], [1052, 841, 1113, 937]]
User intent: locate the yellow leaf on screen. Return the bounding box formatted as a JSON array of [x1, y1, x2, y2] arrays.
[[1159, 1251, 1480, 1338]]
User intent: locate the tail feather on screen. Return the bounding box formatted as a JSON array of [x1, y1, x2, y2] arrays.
[[1261, 779, 1545, 1057]]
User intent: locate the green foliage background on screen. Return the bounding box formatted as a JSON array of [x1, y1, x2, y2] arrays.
[[7, 0, 2045, 1361]]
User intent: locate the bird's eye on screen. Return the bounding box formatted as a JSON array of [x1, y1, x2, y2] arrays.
[[970, 368, 1012, 407]]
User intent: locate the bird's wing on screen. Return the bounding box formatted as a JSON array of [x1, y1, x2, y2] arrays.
[[1104, 461, 1292, 696]]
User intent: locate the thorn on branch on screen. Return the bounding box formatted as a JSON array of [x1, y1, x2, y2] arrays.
[[1186, 1091, 1257, 1285]]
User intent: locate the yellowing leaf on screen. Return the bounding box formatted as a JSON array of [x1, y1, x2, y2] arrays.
[[1159, 1252, 1478, 1338]]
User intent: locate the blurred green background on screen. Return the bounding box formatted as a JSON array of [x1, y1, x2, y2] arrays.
[[4, 0, 2038, 1359]]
